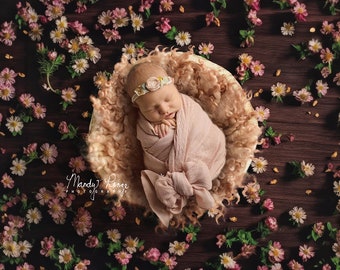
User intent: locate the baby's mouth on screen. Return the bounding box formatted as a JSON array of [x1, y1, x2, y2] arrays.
[[165, 112, 175, 119]]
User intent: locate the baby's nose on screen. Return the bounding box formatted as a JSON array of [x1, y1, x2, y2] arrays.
[[158, 103, 168, 114]]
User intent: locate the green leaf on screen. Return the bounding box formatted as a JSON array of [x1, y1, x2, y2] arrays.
[[165, 26, 178, 41]]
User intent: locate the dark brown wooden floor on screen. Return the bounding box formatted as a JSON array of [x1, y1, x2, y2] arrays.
[[0, 0, 339, 269]]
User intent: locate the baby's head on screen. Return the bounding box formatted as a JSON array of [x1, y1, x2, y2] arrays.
[[125, 62, 182, 124]]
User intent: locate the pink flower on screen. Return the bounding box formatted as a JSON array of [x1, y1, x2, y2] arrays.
[[185, 232, 194, 243], [205, 12, 215, 26], [40, 236, 55, 257], [287, 259, 304, 270], [114, 251, 132, 265], [321, 21, 334, 35], [273, 135, 282, 145], [85, 235, 99, 248], [322, 264, 332, 270], [159, 252, 177, 269], [58, 121, 69, 134], [298, 244, 315, 262], [19, 93, 35, 108], [72, 207, 92, 236], [103, 29, 121, 42], [159, 0, 174, 12], [262, 198, 274, 211], [36, 187, 54, 205], [16, 262, 34, 270], [250, 60, 265, 76], [292, 2, 308, 22], [23, 143, 37, 155], [265, 216, 278, 231], [74, 259, 91, 270], [69, 156, 86, 173], [248, 9, 262, 26], [40, 143, 58, 164], [109, 205, 126, 221], [32, 103, 46, 119], [47, 198, 66, 223], [68, 21, 89, 35], [216, 234, 226, 248], [139, 0, 154, 12], [155, 17, 172, 33], [245, 0, 261, 11], [261, 138, 270, 149], [0, 67, 17, 85], [75, 2, 87, 14], [47, 51, 58, 61], [144, 248, 161, 262], [1, 173, 14, 189], [320, 47, 334, 64], [0, 21, 17, 46], [268, 241, 285, 263], [235, 63, 248, 82], [240, 244, 256, 258]]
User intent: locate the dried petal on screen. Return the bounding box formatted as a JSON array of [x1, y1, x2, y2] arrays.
[[314, 113, 319, 118], [273, 167, 279, 173], [275, 69, 281, 76], [309, 27, 316, 33], [135, 217, 141, 225], [84, 201, 93, 208], [18, 72, 25, 78], [5, 54, 13, 59], [41, 170, 46, 175], [305, 189, 312, 195], [179, 5, 185, 13], [269, 179, 278, 185], [331, 151, 338, 158], [312, 100, 318, 107], [47, 121, 55, 128], [229, 216, 237, 222]]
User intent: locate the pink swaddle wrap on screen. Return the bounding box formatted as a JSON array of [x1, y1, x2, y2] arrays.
[[137, 94, 226, 226]]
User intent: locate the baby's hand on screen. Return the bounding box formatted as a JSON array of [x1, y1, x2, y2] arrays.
[[153, 123, 170, 138], [153, 119, 176, 138]]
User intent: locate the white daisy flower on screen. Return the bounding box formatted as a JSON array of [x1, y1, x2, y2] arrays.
[[130, 13, 144, 32], [333, 180, 340, 197], [26, 207, 42, 224], [168, 241, 188, 256], [56, 16, 68, 32], [6, 116, 24, 134], [289, 206, 307, 225], [300, 160, 315, 177], [50, 28, 66, 43], [220, 253, 236, 269], [72, 58, 89, 74], [10, 158, 27, 176], [175, 31, 191, 46], [281, 22, 295, 36], [251, 156, 268, 173], [122, 43, 136, 60]]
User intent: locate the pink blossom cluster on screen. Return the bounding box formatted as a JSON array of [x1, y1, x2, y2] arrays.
[[36, 182, 75, 224], [235, 53, 265, 84], [0, 21, 16, 46], [72, 207, 92, 236], [0, 68, 17, 101]]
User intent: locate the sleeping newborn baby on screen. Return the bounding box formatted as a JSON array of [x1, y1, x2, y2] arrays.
[[125, 62, 226, 227]]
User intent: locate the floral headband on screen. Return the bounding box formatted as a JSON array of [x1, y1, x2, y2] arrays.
[[131, 75, 173, 103]]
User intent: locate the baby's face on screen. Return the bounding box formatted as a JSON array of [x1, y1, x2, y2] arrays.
[[135, 83, 182, 124]]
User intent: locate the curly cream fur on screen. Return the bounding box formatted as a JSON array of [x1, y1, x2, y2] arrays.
[[86, 47, 261, 228]]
